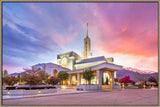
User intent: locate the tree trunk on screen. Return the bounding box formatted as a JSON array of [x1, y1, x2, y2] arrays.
[[88, 80, 91, 85]]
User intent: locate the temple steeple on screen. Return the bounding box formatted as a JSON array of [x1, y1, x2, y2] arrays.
[[87, 23, 88, 37], [82, 23, 92, 59]]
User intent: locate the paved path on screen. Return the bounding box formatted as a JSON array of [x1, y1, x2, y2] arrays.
[[3, 88, 158, 106], [3, 89, 90, 100]]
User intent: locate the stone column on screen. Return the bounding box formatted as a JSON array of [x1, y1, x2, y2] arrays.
[[77, 73, 80, 85], [96, 69, 102, 89], [111, 71, 114, 89], [69, 74, 72, 86], [96, 70, 99, 84]]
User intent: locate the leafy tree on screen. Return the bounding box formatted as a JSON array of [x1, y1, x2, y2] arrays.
[[17, 74, 22, 84], [45, 73, 49, 79], [45, 76, 60, 85], [23, 73, 42, 89], [3, 70, 8, 77], [120, 75, 133, 86], [82, 70, 94, 84], [148, 76, 157, 85], [38, 70, 45, 80], [58, 71, 69, 84], [34, 68, 49, 82], [3, 75, 18, 86]]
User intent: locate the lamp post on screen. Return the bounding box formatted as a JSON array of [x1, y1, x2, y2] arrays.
[[143, 84, 146, 89], [38, 90, 41, 94], [122, 84, 125, 89], [7, 91, 10, 95]]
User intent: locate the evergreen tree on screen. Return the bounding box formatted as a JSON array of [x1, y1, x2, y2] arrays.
[[148, 76, 157, 85], [3, 70, 8, 77]]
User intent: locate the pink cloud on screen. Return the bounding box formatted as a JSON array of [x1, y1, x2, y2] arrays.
[[90, 3, 158, 57], [3, 64, 24, 74], [121, 25, 127, 32]]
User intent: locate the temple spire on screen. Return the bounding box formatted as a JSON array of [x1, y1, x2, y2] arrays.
[[87, 23, 88, 37], [82, 23, 92, 59]]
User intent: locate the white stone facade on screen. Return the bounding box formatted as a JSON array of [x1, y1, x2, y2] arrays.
[[32, 63, 70, 76], [30, 23, 123, 90]]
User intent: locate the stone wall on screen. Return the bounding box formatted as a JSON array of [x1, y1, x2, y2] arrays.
[[77, 85, 99, 91], [54, 85, 73, 89], [113, 85, 121, 89], [3, 89, 57, 96]]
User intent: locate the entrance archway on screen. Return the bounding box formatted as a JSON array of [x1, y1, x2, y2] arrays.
[[71, 74, 77, 85], [52, 69, 58, 77], [102, 71, 112, 89]]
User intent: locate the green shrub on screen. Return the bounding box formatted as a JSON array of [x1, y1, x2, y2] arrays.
[[148, 76, 158, 85], [58, 71, 69, 84], [45, 76, 60, 85], [82, 70, 94, 84]]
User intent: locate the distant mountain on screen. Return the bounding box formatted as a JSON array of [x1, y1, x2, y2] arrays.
[[123, 67, 156, 74], [9, 67, 158, 83], [116, 67, 158, 82], [10, 73, 19, 76]]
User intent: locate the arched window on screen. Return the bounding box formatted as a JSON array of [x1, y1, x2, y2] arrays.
[[62, 57, 67, 67], [53, 69, 58, 77], [71, 75, 76, 85]]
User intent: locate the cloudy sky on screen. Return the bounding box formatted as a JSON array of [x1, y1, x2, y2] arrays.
[[2, 2, 158, 73]]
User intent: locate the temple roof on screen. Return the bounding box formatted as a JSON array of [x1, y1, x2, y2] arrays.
[[76, 56, 107, 64]]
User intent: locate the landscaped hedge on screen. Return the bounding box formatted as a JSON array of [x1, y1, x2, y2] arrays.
[[16, 86, 56, 90], [6, 87, 16, 90], [137, 86, 151, 89]]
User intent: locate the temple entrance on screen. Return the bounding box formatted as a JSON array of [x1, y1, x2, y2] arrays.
[[71, 74, 77, 85], [102, 71, 112, 89], [52, 69, 58, 77]]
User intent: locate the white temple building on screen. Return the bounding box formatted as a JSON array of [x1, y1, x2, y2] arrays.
[[32, 23, 123, 90]]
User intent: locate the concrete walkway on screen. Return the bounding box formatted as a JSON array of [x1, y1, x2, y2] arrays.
[[3, 88, 100, 100], [3, 88, 158, 106]]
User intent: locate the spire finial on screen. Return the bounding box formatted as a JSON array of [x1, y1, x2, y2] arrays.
[[87, 23, 88, 37]]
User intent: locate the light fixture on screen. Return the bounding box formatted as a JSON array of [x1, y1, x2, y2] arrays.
[[143, 84, 146, 89], [122, 84, 125, 89], [38, 90, 41, 94], [62, 86, 66, 89], [7, 91, 10, 95]]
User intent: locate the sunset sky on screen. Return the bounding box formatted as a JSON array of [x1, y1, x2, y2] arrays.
[[2, 2, 158, 74]]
